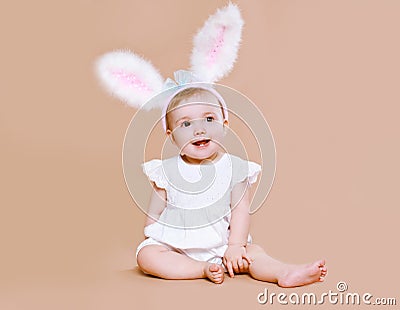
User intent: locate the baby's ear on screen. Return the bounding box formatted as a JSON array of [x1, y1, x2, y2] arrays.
[[95, 50, 164, 110], [190, 3, 244, 83], [223, 119, 229, 135], [166, 129, 175, 143]]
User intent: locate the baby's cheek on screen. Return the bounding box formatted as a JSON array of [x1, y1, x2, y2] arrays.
[[206, 122, 225, 140], [173, 130, 193, 147]]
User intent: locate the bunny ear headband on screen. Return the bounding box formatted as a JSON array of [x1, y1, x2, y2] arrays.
[[95, 3, 244, 131]]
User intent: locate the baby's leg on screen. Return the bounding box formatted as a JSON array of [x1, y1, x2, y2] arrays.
[[137, 245, 224, 284], [246, 244, 327, 287]]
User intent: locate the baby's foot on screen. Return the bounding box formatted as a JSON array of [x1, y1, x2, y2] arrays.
[[278, 259, 327, 288], [204, 263, 224, 284]]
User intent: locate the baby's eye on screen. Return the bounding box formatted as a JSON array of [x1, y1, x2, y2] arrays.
[[205, 116, 214, 122], [181, 120, 191, 127]]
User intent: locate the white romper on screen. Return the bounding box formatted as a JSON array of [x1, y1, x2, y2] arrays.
[[136, 153, 261, 266]]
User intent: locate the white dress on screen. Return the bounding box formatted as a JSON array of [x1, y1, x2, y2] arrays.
[[136, 153, 261, 264]]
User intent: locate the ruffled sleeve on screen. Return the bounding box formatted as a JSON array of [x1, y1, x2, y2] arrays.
[[142, 159, 168, 189], [230, 155, 262, 187], [246, 161, 262, 184]]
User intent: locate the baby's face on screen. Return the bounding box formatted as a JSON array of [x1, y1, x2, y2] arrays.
[[167, 92, 227, 164]]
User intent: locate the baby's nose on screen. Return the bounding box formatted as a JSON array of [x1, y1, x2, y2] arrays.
[[193, 121, 206, 136]]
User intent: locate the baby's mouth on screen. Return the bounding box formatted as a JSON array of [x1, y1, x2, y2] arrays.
[[191, 139, 211, 147]]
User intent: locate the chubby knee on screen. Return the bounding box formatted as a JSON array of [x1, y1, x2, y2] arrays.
[[136, 246, 149, 273], [136, 244, 169, 274], [136, 245, 157, 273]]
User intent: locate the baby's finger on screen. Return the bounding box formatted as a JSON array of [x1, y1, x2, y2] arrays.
[[227, 261, 234, 278], [237, 257, 243, 269], [238, 259, 248, 272], [241, 259, 249, 272], [231, 259, 239, 274], [242, 253, 253, 265], [237, 257, 247, 274], [237, 257, 244, 270]]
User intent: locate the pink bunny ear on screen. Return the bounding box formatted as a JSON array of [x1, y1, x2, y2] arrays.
[[190, 3, 244, 83], [95, 51, 164, 109]]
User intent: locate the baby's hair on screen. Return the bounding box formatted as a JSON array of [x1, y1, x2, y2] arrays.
[[165, 87, 226, 131]]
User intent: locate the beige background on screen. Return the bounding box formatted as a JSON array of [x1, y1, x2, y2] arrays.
[[1, 1, 399, 309]]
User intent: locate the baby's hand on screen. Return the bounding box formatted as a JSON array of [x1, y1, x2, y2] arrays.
[[223, 245, 252, 277]]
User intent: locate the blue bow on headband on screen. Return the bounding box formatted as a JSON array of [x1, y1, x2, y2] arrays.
[[163, 70, 201, 90]]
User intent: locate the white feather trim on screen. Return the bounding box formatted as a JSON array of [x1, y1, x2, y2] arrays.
[[95, 50, 164, 109], [190, 3, 244, 83]]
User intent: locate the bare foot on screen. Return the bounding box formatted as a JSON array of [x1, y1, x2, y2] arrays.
[[278, 259, 327, 288], [203, 263, 224, 284]]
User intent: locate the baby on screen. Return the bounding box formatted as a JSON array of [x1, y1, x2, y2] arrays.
[[136, 87, 327, 286]]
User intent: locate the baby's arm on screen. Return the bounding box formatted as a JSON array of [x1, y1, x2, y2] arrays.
[[223, 180, 252, 277], [144, 183, 167, 227]]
